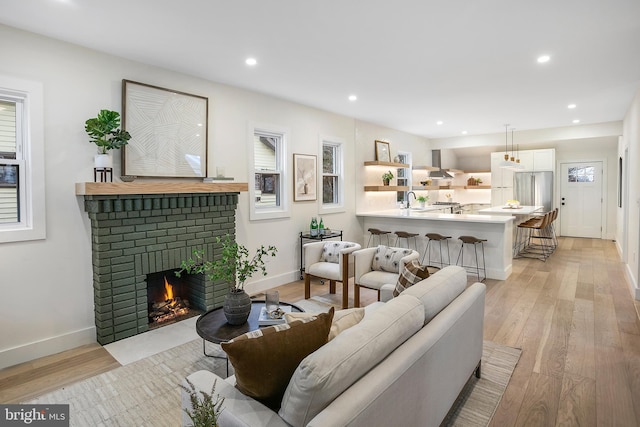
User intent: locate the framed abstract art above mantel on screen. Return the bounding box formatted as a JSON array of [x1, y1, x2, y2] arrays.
[[122, 80, 208, 178]]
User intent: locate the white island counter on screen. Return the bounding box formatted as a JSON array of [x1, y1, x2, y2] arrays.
[[356, 209, 514, 280]]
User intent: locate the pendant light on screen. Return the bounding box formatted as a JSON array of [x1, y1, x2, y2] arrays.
[[511, 129, 524, 170], [499, 124, 515, 167]]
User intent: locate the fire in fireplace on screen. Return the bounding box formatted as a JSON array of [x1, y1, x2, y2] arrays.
[[146, 270, 202, 329]]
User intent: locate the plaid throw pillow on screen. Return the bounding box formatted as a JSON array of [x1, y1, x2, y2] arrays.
[[393, 259, 430, 297]]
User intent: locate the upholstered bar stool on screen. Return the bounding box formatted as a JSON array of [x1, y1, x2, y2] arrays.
[[367, 228, 391, 247], [421, 233, 451, 269], [455, 235, 487, 282], [394, 231, 419, 250]]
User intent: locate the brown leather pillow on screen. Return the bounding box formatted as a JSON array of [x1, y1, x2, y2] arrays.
[[393, 259, 430, 296], [221, 308, 334, 410]]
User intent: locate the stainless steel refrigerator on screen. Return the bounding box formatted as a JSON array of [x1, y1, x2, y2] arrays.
[[514, 171, 553, 211]]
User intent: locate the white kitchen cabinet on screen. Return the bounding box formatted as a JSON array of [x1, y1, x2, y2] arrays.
[[490, 152, 515, 187], [491, 187, 514, 207], [517, 151, 534, 171], [533, 149, 555, 171]]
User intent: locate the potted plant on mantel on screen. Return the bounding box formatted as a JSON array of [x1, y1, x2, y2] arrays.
[[84, 109, 131, 169], [177, 234, 278, 325]]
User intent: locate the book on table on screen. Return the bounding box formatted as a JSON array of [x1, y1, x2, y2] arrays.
[[258, 305, 292, 325]]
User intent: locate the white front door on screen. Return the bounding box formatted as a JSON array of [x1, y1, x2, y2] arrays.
[[560, 162, 603, 238]]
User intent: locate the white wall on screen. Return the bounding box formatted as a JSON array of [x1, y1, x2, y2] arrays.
[[620, 89, 640, 298], [0, 24, 381, 368]]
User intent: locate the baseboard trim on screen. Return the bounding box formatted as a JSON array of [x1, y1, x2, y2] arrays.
[[624, 263, 640, 300], [0, 327, 96, 370]]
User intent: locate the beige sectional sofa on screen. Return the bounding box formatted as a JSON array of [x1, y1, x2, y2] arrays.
[[182, 266, 485, 427]]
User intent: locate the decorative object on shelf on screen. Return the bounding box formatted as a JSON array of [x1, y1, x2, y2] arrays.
[[382, 170, 394, 186], [85, 109, 132, 182], [177, 234, 277, 325], [393, 155, 400, 163], [293, 153, 317, 201], [375, 140, 391, 162], [445, 192, 453, 203], [181, 377, 224, 427], [122, 80, 208, 178], [467, 176, 477, 186], [417, 195, 429, 208], [420, 179, 433, 186], [119, 175, 136, 182]]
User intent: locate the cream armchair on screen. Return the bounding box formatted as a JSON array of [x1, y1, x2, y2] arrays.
[[353, 246, 419, 307], [304, 241, 361, 309]]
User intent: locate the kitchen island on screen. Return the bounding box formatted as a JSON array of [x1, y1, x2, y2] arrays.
[[356, 209, 514, 280]]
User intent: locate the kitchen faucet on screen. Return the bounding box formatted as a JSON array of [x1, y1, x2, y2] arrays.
[[406, 191, 416, 208]]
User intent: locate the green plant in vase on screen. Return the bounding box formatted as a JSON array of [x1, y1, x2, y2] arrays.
[[382, 170, 394, 185], [416, 195, 429, 207], [84, 109, 131, 170], [177, 234, 277, 325]]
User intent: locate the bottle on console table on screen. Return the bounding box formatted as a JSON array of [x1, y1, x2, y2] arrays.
[[318, 217, 325, 236], [310, 217, 318, 237]]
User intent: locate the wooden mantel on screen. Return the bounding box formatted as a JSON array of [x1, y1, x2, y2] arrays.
[[75, 181, 249, 196]]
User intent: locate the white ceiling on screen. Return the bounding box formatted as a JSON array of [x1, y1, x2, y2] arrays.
[[2, 0, 639, 139]]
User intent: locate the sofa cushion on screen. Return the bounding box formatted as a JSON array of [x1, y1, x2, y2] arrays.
[[320, 241, 357, 263], [372, 245, 413, 273], [285, 307, 365, 340], [278, 295, 424, 426], [393, 259, 430, 297], [220, 308, 334, 411], [401, 265, 467, 323]]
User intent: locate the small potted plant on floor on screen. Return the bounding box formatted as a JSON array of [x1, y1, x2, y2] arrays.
[[177, 234, 277, 325], [85, 109, 131, 169], [382, 170, 394, 186]]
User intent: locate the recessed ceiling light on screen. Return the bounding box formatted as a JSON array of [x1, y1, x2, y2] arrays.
[[537, 55, 551, 63], [245, 57, 257, 66], [567, 103, 577, 109], [436, 121, 443, 125], [348, 95, 357, 102], [572, 119, 580, 124], [461, 131, 468, 135]]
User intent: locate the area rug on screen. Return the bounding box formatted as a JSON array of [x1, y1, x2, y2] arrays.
[[26, 332, 520, 427]]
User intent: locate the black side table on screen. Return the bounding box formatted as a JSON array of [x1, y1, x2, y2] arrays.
[[299, 230, 343, 279], [196, 300, 304, 376]]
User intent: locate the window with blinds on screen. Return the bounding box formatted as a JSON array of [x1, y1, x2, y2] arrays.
[[0, 99, 20, 224]]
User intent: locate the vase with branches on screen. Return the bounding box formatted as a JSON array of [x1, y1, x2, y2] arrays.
[[177, 234, 277, 324]]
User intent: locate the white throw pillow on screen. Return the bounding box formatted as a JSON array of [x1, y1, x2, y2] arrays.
[[371, 245, 413, 272], [285, 307, 365, 341], [320, 241, 357, 263]]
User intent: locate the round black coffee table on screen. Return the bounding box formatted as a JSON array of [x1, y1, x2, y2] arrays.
[[196, 300, 304, 375]]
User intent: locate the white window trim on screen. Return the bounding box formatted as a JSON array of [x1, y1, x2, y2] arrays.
[[247, 122, 290, 221], [0, 75, 45, 243], [319, 135, 345, 215]]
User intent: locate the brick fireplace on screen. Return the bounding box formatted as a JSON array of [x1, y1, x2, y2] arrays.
[[77, 182, 247, 345]]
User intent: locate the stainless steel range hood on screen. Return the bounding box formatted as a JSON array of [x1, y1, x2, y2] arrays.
[[429, 149, 453, 179]]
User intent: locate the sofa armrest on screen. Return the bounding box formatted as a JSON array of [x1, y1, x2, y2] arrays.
[[182, 370, 289, 427], [353, 247, 378, 283]]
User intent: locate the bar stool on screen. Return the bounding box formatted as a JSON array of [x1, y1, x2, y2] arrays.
[[456, 235, 487, 282], [367, 228, 391, 247], [394, 231, 419, 250], [421, 233, 451, 269]]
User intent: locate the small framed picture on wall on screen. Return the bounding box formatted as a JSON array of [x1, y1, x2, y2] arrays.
[[375, 140, 391, 162]]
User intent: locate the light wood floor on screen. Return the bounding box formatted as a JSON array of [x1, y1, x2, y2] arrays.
[[2, 237, 639, 427]]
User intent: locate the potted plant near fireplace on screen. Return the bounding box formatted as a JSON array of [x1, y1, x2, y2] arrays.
[[177, 234, 277, 325], [84, 109, 131, 169]]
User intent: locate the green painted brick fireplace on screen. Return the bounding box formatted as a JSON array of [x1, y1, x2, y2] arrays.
[[83, 192, 240, 345]]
